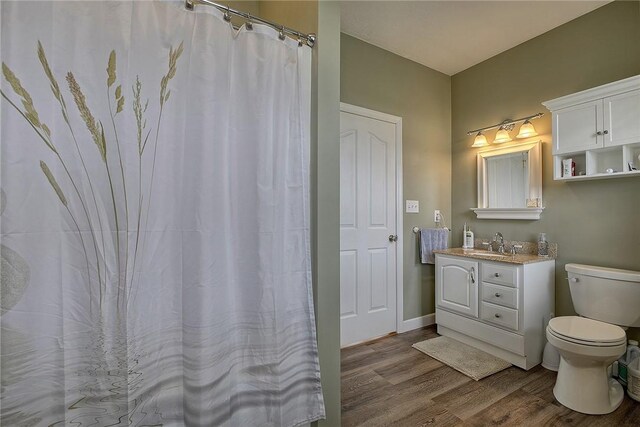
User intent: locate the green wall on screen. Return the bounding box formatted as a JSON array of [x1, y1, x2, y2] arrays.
[[451, 1, 640, 338], [340, 34, 452, 319], [312, 2, 341, 425]]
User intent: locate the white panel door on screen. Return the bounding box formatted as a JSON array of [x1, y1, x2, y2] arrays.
[[340, 110, 397, 347]]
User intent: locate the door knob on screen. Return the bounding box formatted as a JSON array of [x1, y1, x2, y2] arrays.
[[388, 234, 398, 242]]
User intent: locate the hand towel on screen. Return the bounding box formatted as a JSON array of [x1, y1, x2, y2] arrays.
[[420, 228, 449, 264]]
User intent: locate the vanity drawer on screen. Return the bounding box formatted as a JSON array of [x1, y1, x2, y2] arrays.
[[481, 301, 519, 331], [482, 283, 518, 309], [482, 264, 518, 287]]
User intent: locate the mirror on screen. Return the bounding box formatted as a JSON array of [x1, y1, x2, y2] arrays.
[[487, 152, 528, 208], [473, 141, 543, 220]]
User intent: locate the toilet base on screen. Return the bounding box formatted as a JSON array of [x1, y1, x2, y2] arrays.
[[553, 356, 624, 415]]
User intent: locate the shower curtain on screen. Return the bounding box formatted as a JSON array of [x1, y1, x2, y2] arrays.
[[0, 1, 324, 425]]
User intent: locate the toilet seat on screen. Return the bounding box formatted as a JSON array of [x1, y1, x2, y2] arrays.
[[548, 316, 626, 347]]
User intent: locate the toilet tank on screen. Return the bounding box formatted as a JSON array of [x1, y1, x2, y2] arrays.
[[566, 263, 640, 327]]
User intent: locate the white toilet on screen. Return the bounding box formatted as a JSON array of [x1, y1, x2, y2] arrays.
[[546, 263, 640, 415]]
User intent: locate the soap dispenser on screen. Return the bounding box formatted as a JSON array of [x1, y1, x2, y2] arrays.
[[462, 223, 474, 249], [538, 233, 549, 257]]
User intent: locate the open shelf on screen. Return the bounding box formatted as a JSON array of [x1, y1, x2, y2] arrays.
[[554, 153, 586, 179], [554, 169, 640, 181], [553, 146, 640, 180], [623, 143, 640, 172], [586, 146, 624, 175]]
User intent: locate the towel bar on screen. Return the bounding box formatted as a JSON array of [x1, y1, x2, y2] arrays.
[[413, 226, 451, 233]]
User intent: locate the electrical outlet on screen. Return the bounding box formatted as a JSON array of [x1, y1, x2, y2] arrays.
[[405, 200, 419, 213], [434, 210, 441, 223]]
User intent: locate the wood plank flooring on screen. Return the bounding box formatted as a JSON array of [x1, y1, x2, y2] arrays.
[[341, 325, 640, 426]]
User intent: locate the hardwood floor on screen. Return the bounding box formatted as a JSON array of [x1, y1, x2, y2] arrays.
[[341, 325, 640, 426]]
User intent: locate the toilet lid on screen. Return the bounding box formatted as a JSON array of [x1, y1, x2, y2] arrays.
[[548, 316, 626, 344]]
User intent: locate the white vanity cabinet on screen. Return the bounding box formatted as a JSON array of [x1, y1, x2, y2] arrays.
[[543, 75, 640, 180], [435, 254, 555, 370]]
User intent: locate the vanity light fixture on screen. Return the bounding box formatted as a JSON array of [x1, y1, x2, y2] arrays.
[[467, 112, 543, 147], [471, 131, 488, 148]]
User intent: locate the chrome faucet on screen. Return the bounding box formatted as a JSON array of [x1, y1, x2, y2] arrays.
[[494, 232, 505, 254]]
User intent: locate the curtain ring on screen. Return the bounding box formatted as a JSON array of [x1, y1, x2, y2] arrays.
[[223, 6, 232, 22], [279, 26, 286, 41], [246, 14, 253, 30]]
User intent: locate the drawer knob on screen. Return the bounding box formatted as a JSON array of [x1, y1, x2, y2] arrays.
[[494, 293, 501, 297], [494, 273, 500, 277], [495, 313, 501, 318]]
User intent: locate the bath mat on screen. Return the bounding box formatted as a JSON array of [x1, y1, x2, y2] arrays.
[[412, 336, 512, 381]]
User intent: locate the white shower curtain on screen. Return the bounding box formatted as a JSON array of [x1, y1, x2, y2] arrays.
[[0, 1, 324, 425]]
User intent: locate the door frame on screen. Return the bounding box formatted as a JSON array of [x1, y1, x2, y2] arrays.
[[339, 102, 404, 336]]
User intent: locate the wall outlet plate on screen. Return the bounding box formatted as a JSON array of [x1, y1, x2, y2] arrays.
[[406, 200, 419, 213]]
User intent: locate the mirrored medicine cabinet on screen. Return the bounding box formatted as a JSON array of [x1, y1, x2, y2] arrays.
[[473, 141, 544, 220]]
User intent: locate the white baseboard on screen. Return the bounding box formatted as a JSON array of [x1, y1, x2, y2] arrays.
[[398, 313, 435, 333]]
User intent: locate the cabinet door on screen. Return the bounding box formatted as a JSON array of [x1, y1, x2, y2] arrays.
[[553, 100, 602, 155], [603, 89, 640, 147], [436, 256, 478, 318]]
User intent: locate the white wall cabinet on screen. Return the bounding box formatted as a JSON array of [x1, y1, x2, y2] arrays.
[[435, 254, 555, 370], [543, 75, 640, 181]]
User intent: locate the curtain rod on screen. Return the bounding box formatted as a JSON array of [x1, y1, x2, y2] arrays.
[[185, 0, 316, 48]]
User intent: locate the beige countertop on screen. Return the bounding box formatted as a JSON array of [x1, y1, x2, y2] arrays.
[[434, 248, 555, 265]]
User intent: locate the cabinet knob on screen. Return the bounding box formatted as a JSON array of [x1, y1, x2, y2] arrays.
[[495, 293, 501, 297], [596, 131, 603, 136], [495, 313, 501, 318], [603, 130, 609, 135], [494, 273, 500, 277]]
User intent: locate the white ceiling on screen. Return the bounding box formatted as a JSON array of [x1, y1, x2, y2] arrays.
[[341, 1, 611, 76]]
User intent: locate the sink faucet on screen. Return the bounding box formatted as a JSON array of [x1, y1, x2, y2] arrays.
[[494, 232, 505, 254]]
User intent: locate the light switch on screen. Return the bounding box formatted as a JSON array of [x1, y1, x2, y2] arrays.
[[405, 200, 419, 213]]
